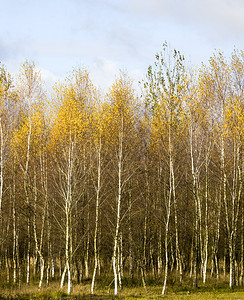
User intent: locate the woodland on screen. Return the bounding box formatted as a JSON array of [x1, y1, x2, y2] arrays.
[[0, 45, 243, 298]]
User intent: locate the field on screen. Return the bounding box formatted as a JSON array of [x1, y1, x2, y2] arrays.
[[1, 277, 244, 299]]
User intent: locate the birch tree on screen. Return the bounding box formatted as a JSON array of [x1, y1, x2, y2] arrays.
[[0, 65, 12, 215], [13, 61, 44, 285], [0, 65, 17, 285], [90, 98, 108, 294], [144, 43, 185, 294], [106, 73, 138, 295], [183, 70, 213, 286], [202, 52, 243, 288], [51, 69, 94, 294]]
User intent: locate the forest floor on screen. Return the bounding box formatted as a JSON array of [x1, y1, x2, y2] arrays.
[[1, 279, 244, 299]]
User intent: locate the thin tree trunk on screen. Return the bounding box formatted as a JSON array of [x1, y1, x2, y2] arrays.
[[60, 215, 72, 294], [112, 215, 119, 296], [60, 135, 73, 295], [190, 124, 199, 288], [162, 128, 173, 295], [91, 136, 101, 294], [24, 119, 31, 285], [46, 203, 52, 285], [112, 113, 126, 296], [149, 239, 155, 278], [140, 263, 147, 291], [85, 211, 90, 279], [193, 202, 199, 289], [170, 237, 174, 273], [128, 187, 134, 279], [223, 242, 227, 279], [117, 231, 123, 289], [171, 155, 182, 284], [240, 201, 244, 285], [190, 237, 194, 278], [5, 250, 10, 284], [112, 121, 123, 296], [158, 229, 162, 276], [203, 158, 209, 284], [12, 158, 17, 284], [143, 169, 149, 277], [162, 203, 171, 295], [33, 167, 46, 289]]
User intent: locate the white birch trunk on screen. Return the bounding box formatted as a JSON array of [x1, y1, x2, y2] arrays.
[[143, 169, 150, 276], [169, 140, 182, 282], [162, 200, 171, 295], [241, 202, 244, 285], [117, 231, 122, 289], [33, 168, 46, 289], [119, 231, 124, 280], [60, 134, 73, 294], [203, 158, 209, 284], [91, 135, 101, 294], [12, 159, 17, 284], [112, 121, 123, 296], [60, 263, 67, 289], [24, 116, 31, 285], [13, 205, 17, 284], [189, 124, 199, 288], [128, 189, 134, 279], [112, 221, 119, 296], [162, 128, 173, 295]]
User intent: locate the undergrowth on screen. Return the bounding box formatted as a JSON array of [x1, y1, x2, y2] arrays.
[[0, 276, 244, 299]]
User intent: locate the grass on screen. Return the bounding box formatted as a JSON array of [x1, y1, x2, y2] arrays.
[[0, 277, 244, 299]]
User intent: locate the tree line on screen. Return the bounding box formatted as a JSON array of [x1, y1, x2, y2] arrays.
[[0, 45, 243, 295]]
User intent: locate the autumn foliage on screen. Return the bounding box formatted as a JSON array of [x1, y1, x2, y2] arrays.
[[0, 48, 243, 296]]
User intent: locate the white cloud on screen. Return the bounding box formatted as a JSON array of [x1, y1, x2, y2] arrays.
[[90, 58, 120, 93], [37, 67, 61, 91], [129, 0, 244, 36], [89, 57, 145, 95], [1, 0, 244, 93]]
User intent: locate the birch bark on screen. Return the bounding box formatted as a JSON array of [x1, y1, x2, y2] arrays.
[[91, 135, 102, 294]]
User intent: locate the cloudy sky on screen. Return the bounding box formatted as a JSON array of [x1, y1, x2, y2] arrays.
[[1, 0, 244, 92]]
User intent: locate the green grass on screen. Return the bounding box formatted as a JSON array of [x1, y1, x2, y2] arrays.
[[0, 277, 244, 299]]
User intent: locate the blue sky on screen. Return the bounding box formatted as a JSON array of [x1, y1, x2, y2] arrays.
[[1, 0, 244, 92]]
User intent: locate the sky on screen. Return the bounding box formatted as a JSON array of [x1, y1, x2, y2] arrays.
[[1, 0, 244, 93]]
